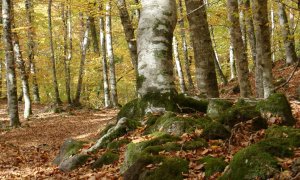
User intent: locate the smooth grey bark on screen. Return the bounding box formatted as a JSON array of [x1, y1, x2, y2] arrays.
[[227, 0, 252, 98], [48, 0, 62, 105], [74, 17, 91, 105], [90, 16, 100, 54], [100, 4, 111, 108], [12, 5, 32, 119], [229, 44, 237, 80], [252, 0, 274, 98], [137, 0, 177, 97], [278, 2, 297, 66], [3, 0, 20, 127], [185, 0, 219, 98], [62, 4, 71, 104], [106, 1, 118, 106], [173, 36, 186, 93], [244, 0, 256, 65], [0, 62, 2, 97], [178, 0, 194, 91], [270, 2, 276, 62], [238, 0, 247, 45], [25, 0, 40, 103]]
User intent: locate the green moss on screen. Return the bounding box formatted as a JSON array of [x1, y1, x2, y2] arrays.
[[207, 99, 233, 120], [174, 94, 208, 113], [198, 156, 227, 177], [220, 145, 279, 180], [117, 99, 139, 120], [65, 141, 85, 157], [265, 125, 300, 147], [141, 158, 189, 180], [145, 114, 162, 127], [92, 151, 119, 169], [98, 124, 115, 138], [107, 139, 131, 150], [257, 93, 295, 126], [183, 139, 208, 150], [144, 142, 181, 154], [196, 118, 231, 140], [256, 138, 293, 157], [137, 75, 146, 90]]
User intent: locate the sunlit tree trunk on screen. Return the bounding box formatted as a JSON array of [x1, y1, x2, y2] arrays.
[[173, 36, 186, 93], [270, 2, 276, 62], [244, 0, 256, 65], [227, 0, 251, 98], [12, 5, 32, 119], [100, 5, 111, 108], [0, 2, 2, 98], [252, 0, 274, 98], [185, 0, 219, 98], [238, 0, 247, 45], [25, 0, 40, 103], [178, 0, 194, 91], [106, 1, 118, 107], [137, 0, 177, 97], [90, 16, 100, 54], [278, 2, 297, 66], [48, 0, 62, 105], [229, 44, 237, 80], [3, 0, 20, 127], [74, 17, 91, 105]]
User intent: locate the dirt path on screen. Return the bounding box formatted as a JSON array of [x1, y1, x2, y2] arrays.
[[0, 100, 118, 179]]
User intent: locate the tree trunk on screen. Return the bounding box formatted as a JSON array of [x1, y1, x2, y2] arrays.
[[99, 5, 111, 108], [229, 44, 237, 80], [252, 0, 274, 98], [137, 0, 177, 97], [244, 0, 256, 65], [106, 1, 118, 106], [173, 36, 186, 93], [3, 0, 20, 127], [227, 0, 252, 98], [48, 0, 62, 105], [25, 0, 40, 103], [0, 61, 2, 97], [134, 0, 140, 20], [238, 0, 247, 45], [12, 4, 32, 119], [185, 0, 219, 98], [270, 2, 276, 62], [74, 17, 91, 105], [90, 16, 100, 54], [278, 2, 297, 66], [178, 0, 194, 91]]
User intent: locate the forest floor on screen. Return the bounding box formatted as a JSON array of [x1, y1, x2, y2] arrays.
[[0, 60, 300, 179]]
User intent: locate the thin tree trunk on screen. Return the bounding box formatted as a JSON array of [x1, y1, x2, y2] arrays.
[[90, 16, 100, 54], [173, 36, 186, 93], [238, 0, 247, 45], [244, 0, 256, 65], [229, 44, 237, 80], [48, 0, 62, 105], [252, 0, 274, 98], [270, 2, 276, 62], [106, 1, 118, 107], [227, 0, 252, 98], [185, 0, 219, 98], [3, 0, 20, 127], [100, 5, 111, 108], [12, 4, 32, 119], [278, 2, 297, 65], [0, 61, 2, 97], [74, 17, 91, 105], [25, 0, 40, 103], [179, 0, 194, 91]]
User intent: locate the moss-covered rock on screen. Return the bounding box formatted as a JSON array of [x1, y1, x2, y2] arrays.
[[140, 157, 189, 180], [265, 125, 300, 147], [220, 145, 279, 180], [174, 94, 208, 113], [107, 139, 131, 150], [256, 138, 293, 157], [53, 139, 85, 165], [182, 138, 208, 150], [257, 93, 295, 126], [196, 118, 231, 140], [218, 100, 267, 130], [207, 99, 233, 120], [59, 154, 90, 172], [198, 156, 227, 177], [92, 151, 119, 169], [143, 142, 181, 154]]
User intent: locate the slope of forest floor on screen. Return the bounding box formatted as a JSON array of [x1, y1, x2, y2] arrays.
[[0, 60, 300, 179]]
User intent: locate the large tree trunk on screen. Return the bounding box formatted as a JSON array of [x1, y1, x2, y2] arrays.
[[173, 36, 186, 94], [178, 0, 194, 91], [0, 2, 2, 98], [252, 0, 274, 98], [106, 1, 118, 107], [25, 0, 40, 103], [185, 0, 219, 98], [100, 4, 111, 108], [12, 4, 32, 119], [137, 0, 177, 97], [278, 2, 297, 66], [244, 0, 256, 65], [48, 0, 62, 105], [90, 16, 100, 54], [74, 17, 91, 105], [3, 0, 20, 127], [227, 0, 252, 98]]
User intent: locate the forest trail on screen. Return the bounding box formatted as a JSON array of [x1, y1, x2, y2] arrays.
[[0, 101, 118, 179]]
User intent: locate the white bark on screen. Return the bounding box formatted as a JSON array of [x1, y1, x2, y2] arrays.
[[229, 44, 236, 80], [173, 36, 186, 93]]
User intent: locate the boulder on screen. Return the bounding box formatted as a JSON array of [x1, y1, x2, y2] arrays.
[[92, 151, 119, 169], [207, 99, 233, 120], [59, 154, 90, 172]]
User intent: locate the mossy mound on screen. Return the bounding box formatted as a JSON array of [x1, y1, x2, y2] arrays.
[[196, 118, 231, 140], [92, 151, 119, 169], [182, 138, 208, 150], [265, 125, 300, 147], [218, 100, 267, 130], [257, 93, 295, 126], [107, 139, 131, 150], [198, 156, 227, 177], [174, 94, 208, 113], [220, 145, 279, 180], [256, 138, 293, 157], [207, 99, 233, 120], [59, 154, 90, 172]]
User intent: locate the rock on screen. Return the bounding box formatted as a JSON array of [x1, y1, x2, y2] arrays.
[[197, 118, 231, 140], [207, 99, 233, 120], [92, 151, 119, 169], [198, 156, 227, 177], [265, 125, 300, 147], [256, 138, 293, 157], [257, 93, 295, 126], [59, 154, 90, 172], [123, 156, 157, 180]]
